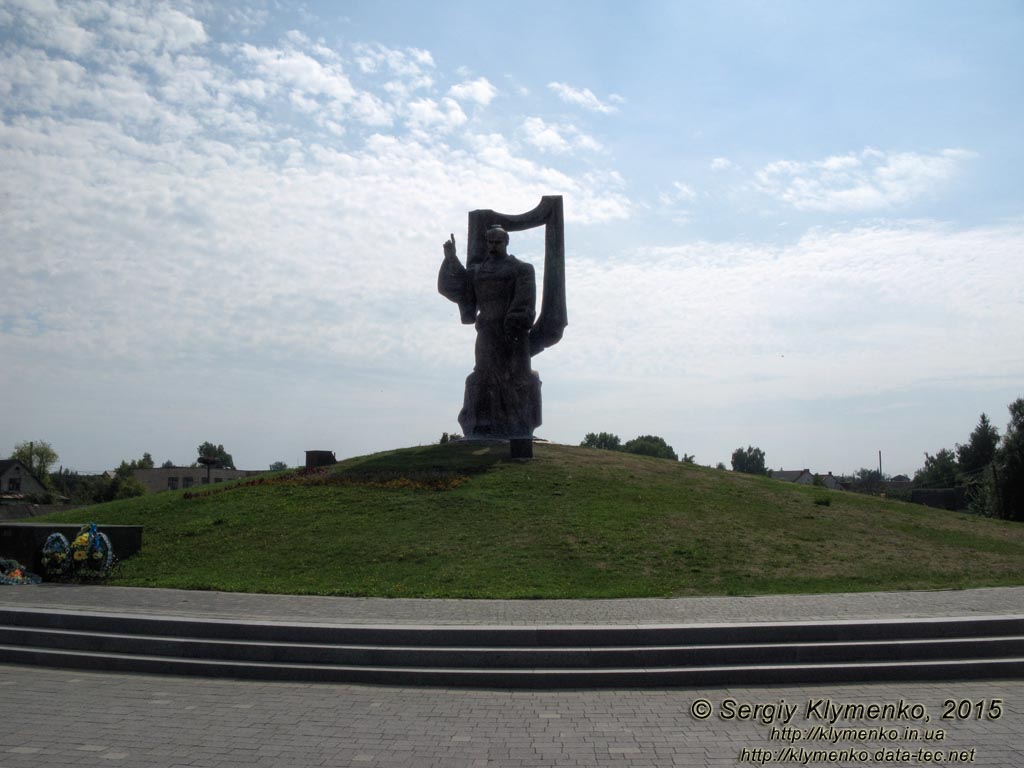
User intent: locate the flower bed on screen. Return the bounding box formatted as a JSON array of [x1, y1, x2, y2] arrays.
[[39, 523, 115, 581], [69, 523, 115, 579], [0, 556, 42, 585]]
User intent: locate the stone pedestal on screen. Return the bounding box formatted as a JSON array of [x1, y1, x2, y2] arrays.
[[305, 450, 336, 469], [510, 438, 533, 460]]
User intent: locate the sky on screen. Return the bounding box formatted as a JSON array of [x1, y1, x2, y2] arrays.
[[2, 0, 1023, 477]]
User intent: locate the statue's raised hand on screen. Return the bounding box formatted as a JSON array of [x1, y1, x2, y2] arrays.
[[443, 233, 457, 262]]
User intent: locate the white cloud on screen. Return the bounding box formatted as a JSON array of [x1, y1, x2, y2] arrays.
[[710, 157, 735, 171], [547, 81, 619, 114], [222, 6, 270, 36], [152, 8, 208, 51], [89, 4, 208, 55], [670, 181, 697, 201], [755, 148, 976, 211], [504, 74, 529, 97], [657, 182, 697, 221], [237, 44, 356, 104], [0, 48, 88, 111], [2, 0, 95, 56], [349, 91, 393, 126], [352, 42, 434, 96], [229, 78, 270, 101], [233, 37, 426, 130], [574, 133, 602, 152], [447, 76, 496, 106], [405, 97, 467, 132], [0, 0, 635, 399], [566, 222, 1024, 406], [522, 116, 569, 153], [289, 89, 319, 114], [47, 15, 97, 56], [407, 48, 434, 68], [0, 110, 631, 379], [521, 117, 602, 154]]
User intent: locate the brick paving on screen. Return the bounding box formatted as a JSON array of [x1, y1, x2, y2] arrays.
[[1, 585, 1022, 766], [1, 584, 1022, 626], [0, 665, 1020, 767]]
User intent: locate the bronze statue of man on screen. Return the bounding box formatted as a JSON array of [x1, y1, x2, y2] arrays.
[[438, 225, 541, 437], [438, 196, 568, 440]]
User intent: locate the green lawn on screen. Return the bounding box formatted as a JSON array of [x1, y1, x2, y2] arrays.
[[33, 442, 1024, 598]]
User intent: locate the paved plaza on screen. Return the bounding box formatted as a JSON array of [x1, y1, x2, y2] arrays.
[[3, 584, 1023, 625], [1, 585, 1022, 767], [1, 666, 1021, 767]]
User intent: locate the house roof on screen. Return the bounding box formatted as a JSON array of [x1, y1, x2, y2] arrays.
[[0, 458, 46, 486], [772, 469, 811, 482], [0, 458, 36, 475]]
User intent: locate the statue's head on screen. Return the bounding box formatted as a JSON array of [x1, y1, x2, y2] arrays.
[[484, 224, 509, 261]]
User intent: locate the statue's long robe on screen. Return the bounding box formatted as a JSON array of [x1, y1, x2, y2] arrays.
[[438, 253, 542, 437]]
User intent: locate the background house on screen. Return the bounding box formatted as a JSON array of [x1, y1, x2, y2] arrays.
[[0, 459, 48, 498], [886, 474, 914, 491], [131, 466, 266, 493], [815, 472, 844, 490], [769, 468, 815, 485], [768, 468, 847, 490]]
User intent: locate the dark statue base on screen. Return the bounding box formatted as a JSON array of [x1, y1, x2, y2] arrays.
[[509, 438, 534, 460], [458, 369, 541, 440]]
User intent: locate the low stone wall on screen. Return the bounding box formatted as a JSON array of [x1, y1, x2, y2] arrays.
[[0, 523, 143, 574]]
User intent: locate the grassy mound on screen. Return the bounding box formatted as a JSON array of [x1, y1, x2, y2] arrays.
[[35, 442, 1024, 598]]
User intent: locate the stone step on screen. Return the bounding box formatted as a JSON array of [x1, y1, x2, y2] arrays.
[[3, 608, 1022, 645], [1, 643, 1021, 688], [1, 608, 1021, 687], [1, 625, 1021, 668]]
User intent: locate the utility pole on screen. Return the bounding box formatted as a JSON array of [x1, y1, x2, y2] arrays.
[[878, 450, 882, 478]]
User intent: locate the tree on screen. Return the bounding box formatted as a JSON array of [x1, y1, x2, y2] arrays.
[[111, 475, 147, 500], [996, 397, 1024, 521], [46, 468, 147, 505], [115, 452, 157, 479], [580, 432, 622, 451], [10, 440, 59, 484], [50, 470, 101, 505], [161, 459, 175, 468], [956, 413, 1000, 478], [269, 461, 288, 471], [715, 462, 727, 471], [851, 467, 885, 495], [197, 441, 235, 469], [622, 435, 678, 461], [681, 453, 696, 465], [731, 446, 767, 475], [913, 448, 959, 489]]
